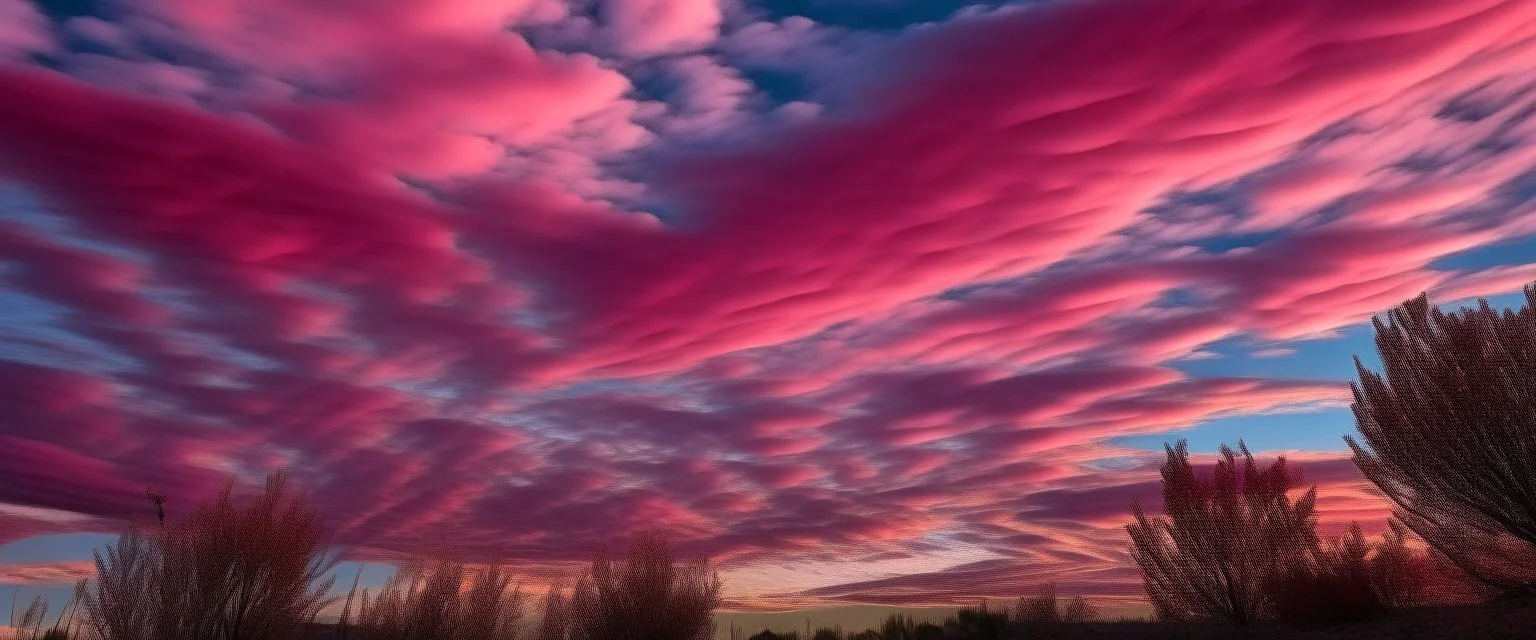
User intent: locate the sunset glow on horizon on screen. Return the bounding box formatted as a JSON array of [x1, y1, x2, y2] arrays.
[[4, 0, 1536, 630]]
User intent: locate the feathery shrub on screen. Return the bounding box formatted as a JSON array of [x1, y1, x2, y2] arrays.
[[333, 544, 525, 640], [1126, 440, 1319, 625], [549, 529, 722, 640], [1348, 284, 1536, 597], [77, 470, 343, 640]]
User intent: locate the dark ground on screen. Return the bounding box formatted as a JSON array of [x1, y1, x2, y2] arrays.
[[297, 600, 1536, 639]]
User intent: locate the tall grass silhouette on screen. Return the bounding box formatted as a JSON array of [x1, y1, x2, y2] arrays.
[[7, 590, 86, 640], [546, 529, 723, 640], [75, 470, 342, 640], [332, 544, 526, 640], [1347, 283, 1536, 598]]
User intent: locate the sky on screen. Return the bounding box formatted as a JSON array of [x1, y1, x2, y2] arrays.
[[3, 0, 1536, 631]]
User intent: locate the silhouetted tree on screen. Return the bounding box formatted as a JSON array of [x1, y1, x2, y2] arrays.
[[565, 530, 722, 640], [1347, 285, 1536, 598], [1126, 440, 1319, 625]]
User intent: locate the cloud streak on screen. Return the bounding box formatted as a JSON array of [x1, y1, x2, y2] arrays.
[[2, 0, 1536, 610]]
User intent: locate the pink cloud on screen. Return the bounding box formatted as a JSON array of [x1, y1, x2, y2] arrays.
[[0, 506, 111, 548], [600, 0, 721, 57], [1, 0, 1535, 612], [477, 0, 1536, 380], [64, 54, 211, 102], [260, 33, 632, 180], [1243, 160, 1361, 231], [1429, 264, 1536, 306], [0, 0, 54, 60], [0, 560, 96, 585], [0, 222, 164, 326], [62, 16, 130, 50], [141, 0, 566, 74]]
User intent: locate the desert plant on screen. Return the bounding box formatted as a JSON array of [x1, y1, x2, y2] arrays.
[[1346, 284, 1536, 598], [77, 516, 161, 640], [1269, 522, 1383, 625], [809, 627, 842, 640], [879, 613, 916, 640], [78, 470, 345, 640], [336, 543, 525, 640], [1126, 440, 1320, 625], [564, 529, 722, 640], [26, 587, 88, 640], [1015, 583, 1059, 624], [944, 601, 1011, 638], [1269, 519, 1431, 625], [912, 622, 943, 640], [1368, 519, 1428, 607], [10, 594, 47, 640], [3, 591, 86, 640], [1061, 596, 1095, 623]]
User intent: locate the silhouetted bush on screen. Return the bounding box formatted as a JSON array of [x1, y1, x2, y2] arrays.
[[558, 529, 722, 640], [1014, 583, 1059, 625], [800, 626, 845, 640], [77, 470, 342, 640], [1347, 284, 1536, 598], [1060, 596, 1095, 623], [334, 544, 525, 640], [1269, 522, 1381, 626], [943, 601, 1011, 638], [1369, 519, 1429, 607], [912, 622, 944, 640], [879, 613, 916, 639], [809, 627, 843, 640], [1126, 440, 1320, 625], [1007, 582, 1097, 631], [1268, 520, 1430, 626]]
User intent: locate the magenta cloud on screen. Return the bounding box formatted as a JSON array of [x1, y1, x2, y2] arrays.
[[2, 0, 1536, 610]]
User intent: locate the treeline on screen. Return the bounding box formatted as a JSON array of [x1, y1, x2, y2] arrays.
[[729, 586, 1095, 640]]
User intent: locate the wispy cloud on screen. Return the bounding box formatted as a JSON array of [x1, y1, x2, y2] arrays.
[[1, 0, 1535, 608]]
